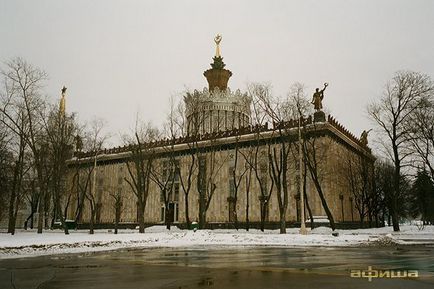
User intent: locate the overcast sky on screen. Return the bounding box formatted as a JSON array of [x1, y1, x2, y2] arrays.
[[1, 0, 433, 147]]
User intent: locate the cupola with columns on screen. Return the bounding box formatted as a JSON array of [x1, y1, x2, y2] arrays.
[[184, 34, 251, 135]]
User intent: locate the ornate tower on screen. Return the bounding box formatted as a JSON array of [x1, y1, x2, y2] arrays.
[[184, 35, 251, 135]]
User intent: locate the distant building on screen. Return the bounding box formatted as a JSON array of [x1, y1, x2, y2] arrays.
[[66, 39, 374, 229]]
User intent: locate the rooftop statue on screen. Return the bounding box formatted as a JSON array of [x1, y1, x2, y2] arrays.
[[311, 83, 328, 111], [75, 135, 83, 152], [360, 129, 372, 146]]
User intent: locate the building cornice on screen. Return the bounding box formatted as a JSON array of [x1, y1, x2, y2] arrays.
[[67, 114, 374, 168]]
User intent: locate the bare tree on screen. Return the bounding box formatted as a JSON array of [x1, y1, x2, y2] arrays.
[[249, 83, 295, 234], [74, 163, 93, 225], [343, 154, 373, 227], [243, 140, 274, 232], [407, 94, 434, 180], [302, 158, 315, 229], [124, 121, 157, 233], [151, 158, 178, 230], [303, 128, 336, 230], [284, 83, 337, 230], [181, 91, 229, 229], [0, 126, 11, 223], [228, 138, 249, 230], [23, 178, 39, 229], [368, 71, 434, 231], [197, 141, 228, 229], [80, 119, 107, 234], [243, 85, 274, 232], [5, 127, 28, 234], [109, 187, 123, 234], [286, 84, 316, 229], [0, 57, 49, 234], [152, 97, 183, 230], [176, 93, 204, 228], [239, 146, 254, 231], [42, 100, 78, 234]]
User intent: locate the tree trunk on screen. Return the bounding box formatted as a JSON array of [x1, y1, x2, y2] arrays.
[[138, 202, 145, 233], [304, 191, 314, 230], [392, 144, 401, 232], [234, 210, 238, 231], [198, 193, 206, 229], [7, 192, 17, 235], [368, 212, 373, 228], [75, 189, 86, 224], [260, 201, 266, 232], [9, 137, 25, 234], [57, 206, 69, 235], [59, 207, 69, 235], [245, 185, 250, 232], [311, 176, 336, 230], [55, 190, 69, 235], [12, 198, 20, 234], [281, 151, 288, 234], [37, 191, 44, 234], [89, 211, 95, 234], [25, 212, 34, 230], [8, 160, 21, 235], [114, 207, 120, 234], [30, 212, 34, 229], [279, 209, 286, 234], [199, 210, 206, 229], [391, 198, 400, 232], [44, 195, 50, 230], [165, 204, 171, 230], [303, 163, 314, 230], [184, 193, 190, 229]]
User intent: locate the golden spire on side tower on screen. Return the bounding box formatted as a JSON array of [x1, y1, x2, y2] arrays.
[[60, 86, 67, 116], [214, 34, 222, 57]]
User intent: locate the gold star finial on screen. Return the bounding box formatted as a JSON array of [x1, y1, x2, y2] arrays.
[[59, 85, 66, 116]]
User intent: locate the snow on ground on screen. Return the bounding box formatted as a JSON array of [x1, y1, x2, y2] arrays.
[[0, 225, 433, 259]]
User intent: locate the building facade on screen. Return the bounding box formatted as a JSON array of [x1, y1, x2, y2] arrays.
[[66, 39, 375, 229]]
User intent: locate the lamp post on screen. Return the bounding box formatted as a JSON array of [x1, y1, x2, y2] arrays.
[[299, 116, 307, 235]]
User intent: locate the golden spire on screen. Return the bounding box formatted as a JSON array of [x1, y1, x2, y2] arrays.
[[214, 34, 222, 57], [60, 86, 66, 116], [204, 34, 232, 91]]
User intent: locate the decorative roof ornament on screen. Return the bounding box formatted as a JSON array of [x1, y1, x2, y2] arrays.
[[211, 34, 226, 69], [204, 33, 232, 91], [214, 34, 222, 57], [311, 83, 328, 111], [360, 129, 372, 146], [60, 85, 67, 116]]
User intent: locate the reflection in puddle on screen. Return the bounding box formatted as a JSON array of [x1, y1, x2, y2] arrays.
[[1, 246, 434, 289], [198, 277, 214, 286]]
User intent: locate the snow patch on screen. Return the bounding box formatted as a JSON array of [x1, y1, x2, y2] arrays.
[[0, 225, 433, 259], [310, 226, 333, 235]]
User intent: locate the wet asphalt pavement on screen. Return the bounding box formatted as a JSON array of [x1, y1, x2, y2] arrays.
[[0, 245, 434, 289]]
